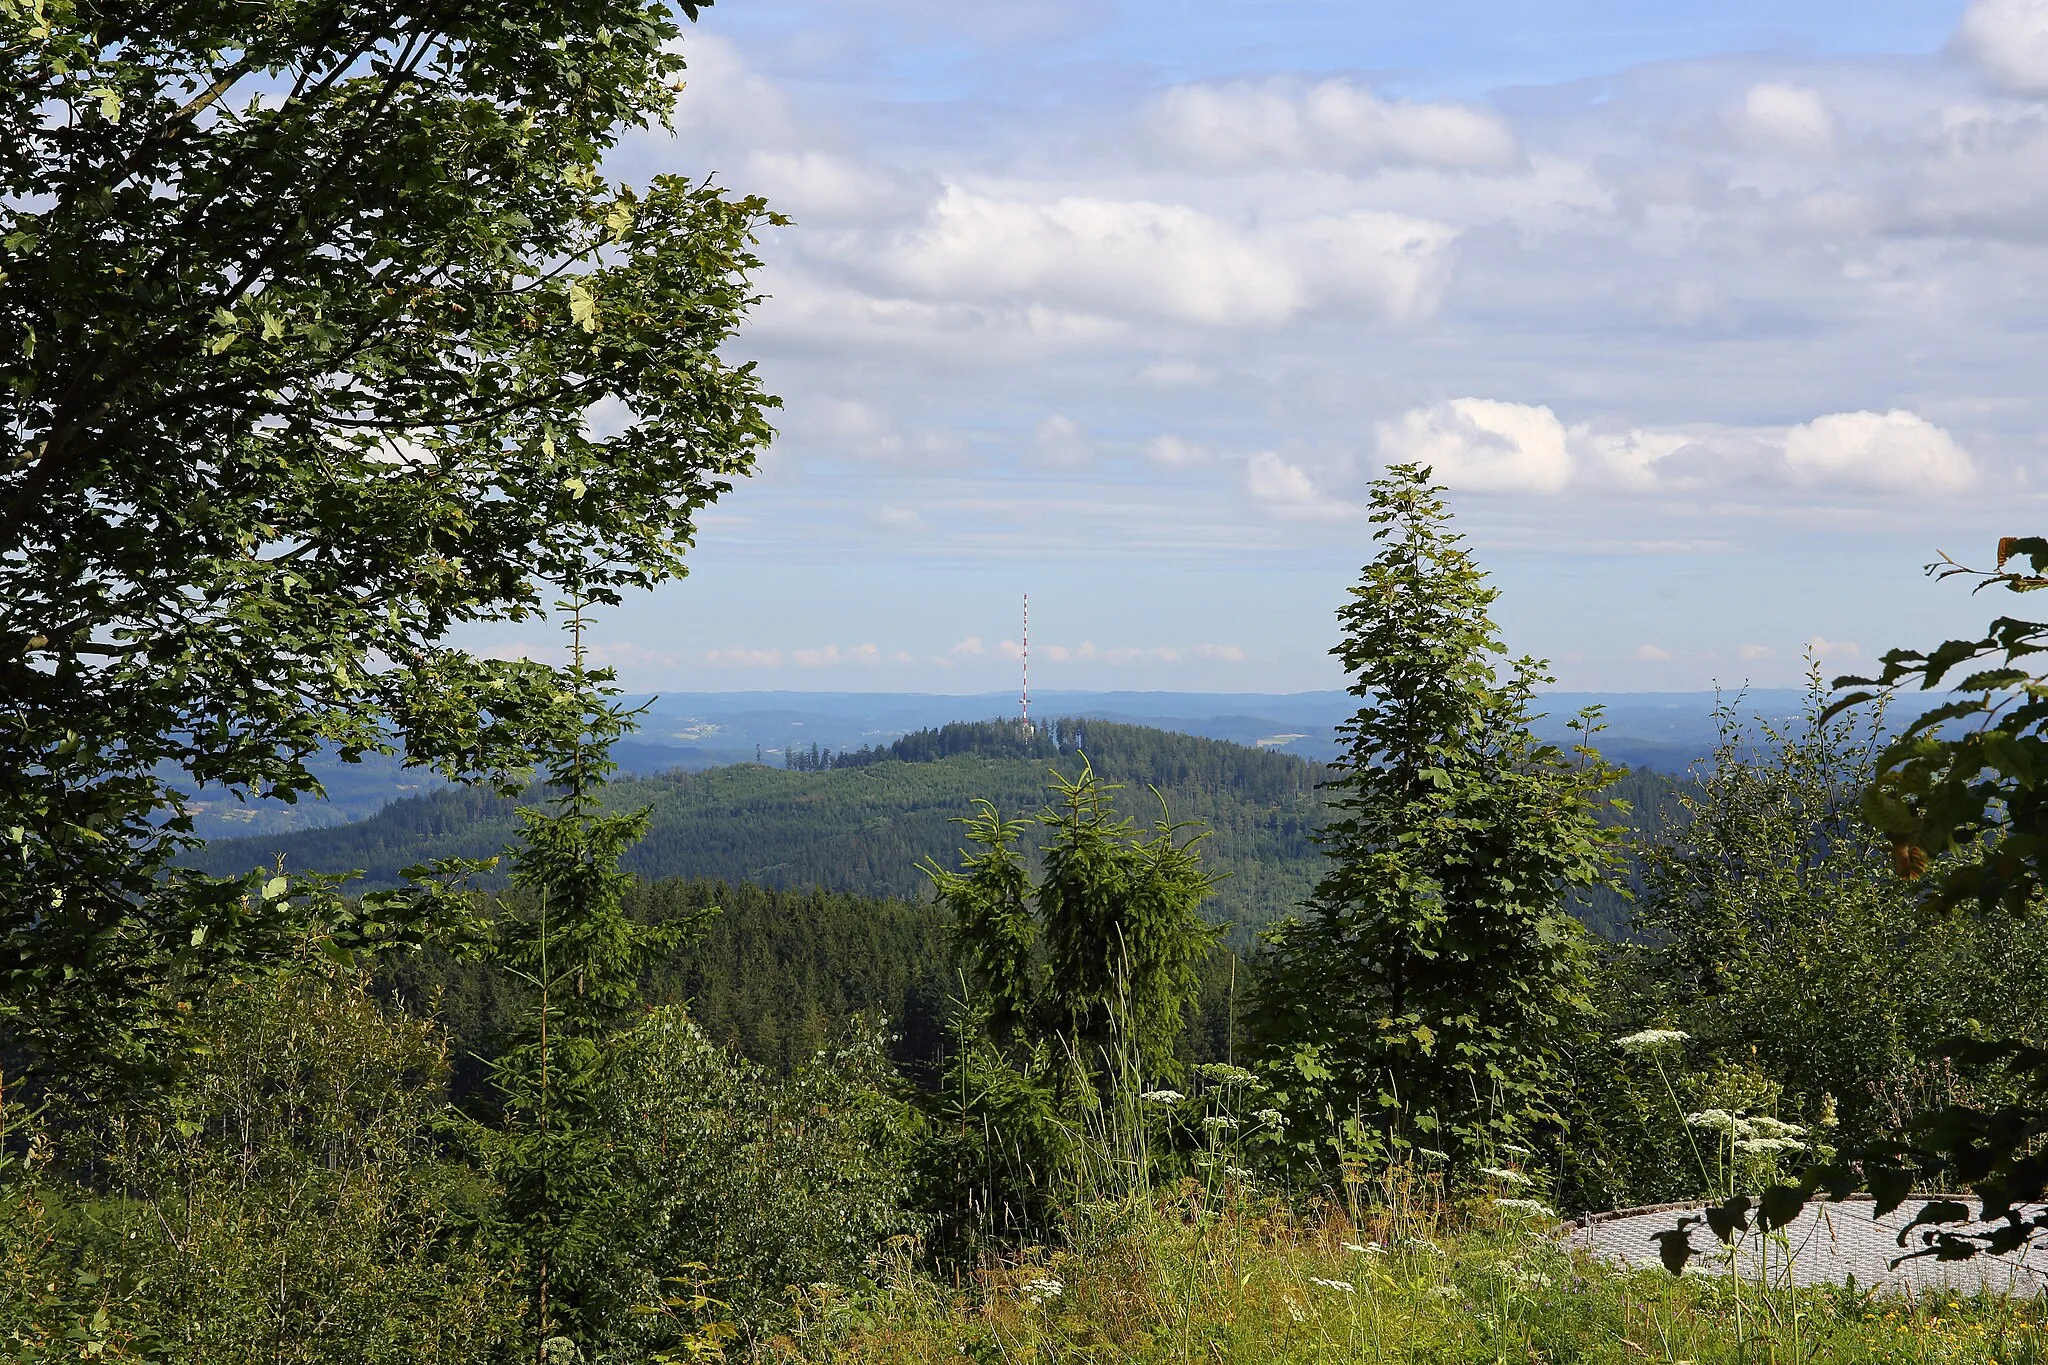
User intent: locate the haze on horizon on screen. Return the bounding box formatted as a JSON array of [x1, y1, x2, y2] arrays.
[[467, 0, 2048, 697]]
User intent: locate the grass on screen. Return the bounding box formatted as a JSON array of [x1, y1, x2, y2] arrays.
[[764, 1182, 2048, 1364]]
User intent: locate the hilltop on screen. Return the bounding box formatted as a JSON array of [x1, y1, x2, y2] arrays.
[[192, 719, 1677, 941]]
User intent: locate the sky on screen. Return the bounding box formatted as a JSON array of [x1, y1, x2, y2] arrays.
[[489, 0, 2048, 695]]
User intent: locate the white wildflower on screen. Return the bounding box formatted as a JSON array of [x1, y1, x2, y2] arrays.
[[1734, 1137, 1807, 1155], [1198, 1063, 1257, 1086], [1501, 1143, 1533, 1157], [1616, 1028, 1690, 1054], [1308, 1277, 1356, 1293], [1478, 1165, 1532, 1186], [1020, 1277, 1063, 1305], [1490, 1259, 1554, 1288], [1493, 1198, 1557, 1217], [1413, 1147, 1449, 1162], [1427, 1285, 1462, 1299], [1402, 1236, 1445, 1255], [1253, 1108, 1285, 1127], [1141, 1089, 1185, 1105], [1201, 1114, 1239, 1130], [1224, 1165, 1253, 1180], [1685, 1109, 1738, 1134], [1342, 1241, 1386, 1255], [1743, 1116, 1806, 1139]]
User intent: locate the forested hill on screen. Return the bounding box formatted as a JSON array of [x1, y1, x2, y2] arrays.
[[190, 719, 1679, 939]]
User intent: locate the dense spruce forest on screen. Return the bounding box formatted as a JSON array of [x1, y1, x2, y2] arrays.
[[196, 718, 1680, 943]]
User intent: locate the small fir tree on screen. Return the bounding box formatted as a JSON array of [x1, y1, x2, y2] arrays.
[[1251, 465, 1623, 1167], [472, 594, 701, 1360]]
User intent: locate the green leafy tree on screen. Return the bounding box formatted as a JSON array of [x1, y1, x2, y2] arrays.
[[0, 0, 779, 1083], [1251, 465, 1622, 1167], [1651, 536, 2048, 1271]]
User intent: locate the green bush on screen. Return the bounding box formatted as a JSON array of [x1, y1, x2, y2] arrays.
[[2, 967, 522, 1364]]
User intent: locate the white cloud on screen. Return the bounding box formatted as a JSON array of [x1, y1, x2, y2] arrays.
[[1140, 78, 1520, 173], [792, 642, 884, 668], [1245, 451, 1356, 518], [1030, 413, 1093, 467], [949, 636, 986, 656], [704, 646, 783, 669], [1367, 401, 1976, 498], [872, 504, 928, 531], [1575, 427, 1696, 491], [1807, 635, 1862, 660], [1782, 410, 1976, 492], [1738, 643, 1776, 661], [887, 186, 1456, 327], [744, 150, 915, 220], [1634, 644, 1675, 662], [1736, 83, 1836, 156], [1145, 434, 1206, 467], [1378, 399, 1574, 494], [1954, 0, 2048, 95]]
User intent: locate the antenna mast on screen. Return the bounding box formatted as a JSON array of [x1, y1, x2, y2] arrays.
[[1020, 593, 1030, 728]]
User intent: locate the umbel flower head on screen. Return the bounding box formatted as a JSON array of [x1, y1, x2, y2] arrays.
[[1615, 1028, 1690, 1054]]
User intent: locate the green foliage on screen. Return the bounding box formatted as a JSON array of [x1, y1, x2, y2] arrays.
[[919, 764, 1221, 1253], [1699, 535, 2048, 1267], [466, 611, 706, 1356], [1635, 673, 2048, 1145], [0, 0, 779, 1084], [929, 762, 1221, 1074], [594, 1008, 921, 1334], [1, 966, 521, 1363], [1251, 465, 1624, 1167]]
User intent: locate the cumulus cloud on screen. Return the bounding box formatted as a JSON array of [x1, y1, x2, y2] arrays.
[[1378, 399, 1573, 494], [1735, 83, 1836, 155], [1372, 400, 1976, 497], [1806, 635, 1861, 660], [1634, 644, 1676, 662], [1140, 78, 1520, 173], [950, 636, 986, 656], [1954, 0, 2048, 95], [887, 186, 1456, 327], [1245, 451, 1356, 517], [1782, 410, 1976, 492], [1738, 643, 1776, 661]]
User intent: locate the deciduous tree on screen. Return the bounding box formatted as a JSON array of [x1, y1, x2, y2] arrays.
[[0, 0, 779, 1080]]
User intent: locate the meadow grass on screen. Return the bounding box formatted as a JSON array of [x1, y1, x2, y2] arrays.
[[769, 1184, 2048, 1364]]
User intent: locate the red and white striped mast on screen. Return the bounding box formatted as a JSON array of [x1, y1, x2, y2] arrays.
[[1020, 593, 1030, 728]]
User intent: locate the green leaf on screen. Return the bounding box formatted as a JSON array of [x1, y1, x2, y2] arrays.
[[568, 281, 599, 332]]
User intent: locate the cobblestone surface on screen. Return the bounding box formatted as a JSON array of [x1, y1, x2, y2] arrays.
[[1565, 1197, 2048, 1297]]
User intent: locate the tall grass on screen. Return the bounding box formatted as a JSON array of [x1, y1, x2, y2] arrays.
[[775, 1187, 2048, 1363]]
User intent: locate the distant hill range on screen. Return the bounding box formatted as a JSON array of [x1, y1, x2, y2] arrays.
[[190, 718, 1679, 942], [177, 685, 1917, 839]]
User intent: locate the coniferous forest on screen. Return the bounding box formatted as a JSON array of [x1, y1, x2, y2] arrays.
[[12, 6, 2048, 1363]]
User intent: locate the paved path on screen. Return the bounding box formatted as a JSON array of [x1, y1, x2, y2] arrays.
[[1565, 1197, 2048, 1297]]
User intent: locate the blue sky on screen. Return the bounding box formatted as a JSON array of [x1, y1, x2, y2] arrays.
[[479, 0, 2048, 694]]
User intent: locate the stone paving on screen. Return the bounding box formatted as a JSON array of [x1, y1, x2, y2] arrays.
[[1565, 1197, 2048, 1297]]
